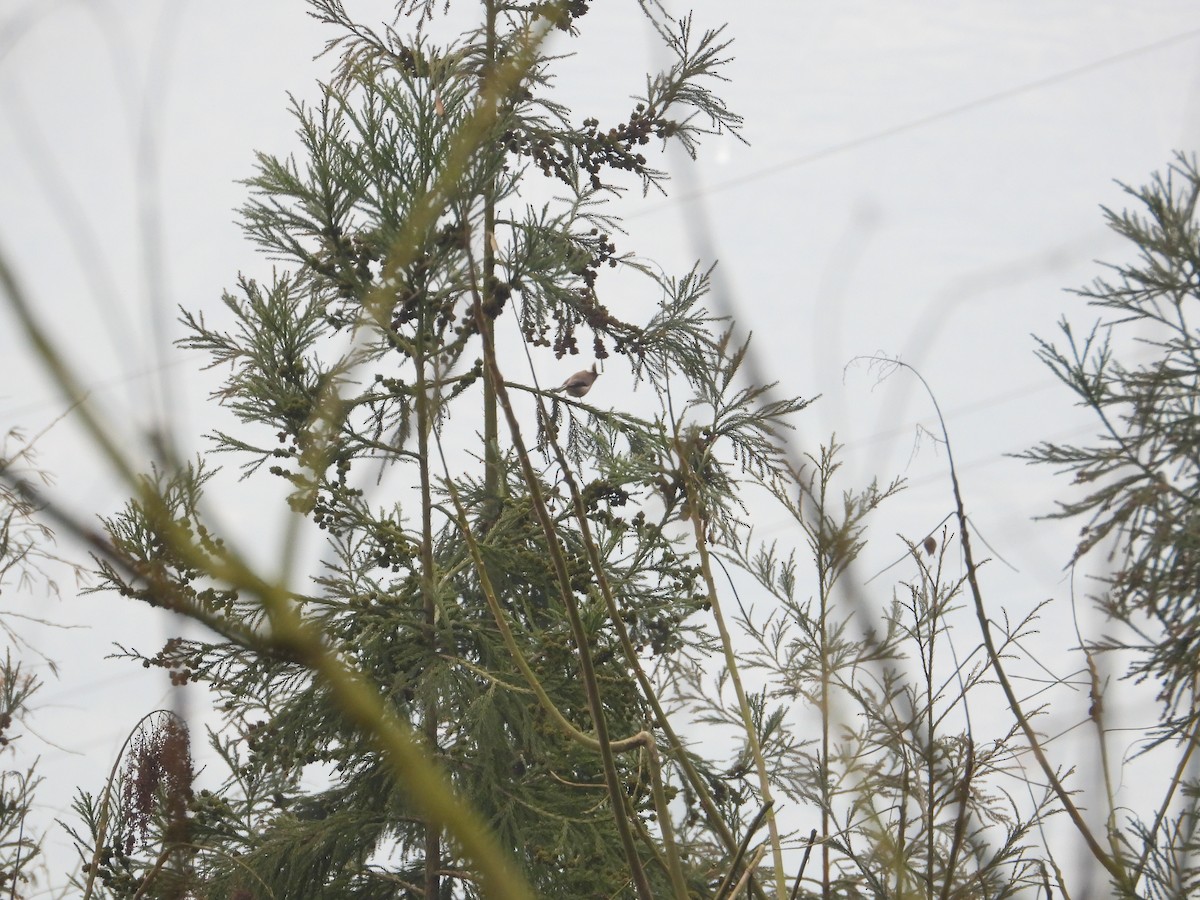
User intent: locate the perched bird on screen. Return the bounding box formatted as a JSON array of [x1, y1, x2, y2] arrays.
[[557, 363, 599, 398]]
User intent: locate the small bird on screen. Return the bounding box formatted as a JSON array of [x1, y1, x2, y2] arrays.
[[557, 363, 599, 398]]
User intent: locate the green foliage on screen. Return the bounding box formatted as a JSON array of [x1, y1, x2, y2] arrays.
[[1023, 152, 1200, 730], [0, 430, 82, 899], [1021, 151, 1200, 895], [79, 2, 794, 898], [0, 655, 42, 900], [683, 443, 1054, 898], [27, 0, 1198, 895]]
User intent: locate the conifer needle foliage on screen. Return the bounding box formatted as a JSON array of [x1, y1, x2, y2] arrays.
[[79, 2, 817, 897]]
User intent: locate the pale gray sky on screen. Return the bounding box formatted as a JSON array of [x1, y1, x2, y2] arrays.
[[3, 0, 1200, 888]]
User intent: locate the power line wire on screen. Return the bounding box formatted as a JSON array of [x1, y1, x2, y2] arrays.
[[0, 351, 206, 423], [635, 23, 1200, 216]]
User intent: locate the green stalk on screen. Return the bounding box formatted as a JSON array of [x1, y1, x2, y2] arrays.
[[679, 444, 788, 899], [414, 319, 442, 900]]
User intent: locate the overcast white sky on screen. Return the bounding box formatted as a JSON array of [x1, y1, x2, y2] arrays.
[[2, 0, 1200, 888]]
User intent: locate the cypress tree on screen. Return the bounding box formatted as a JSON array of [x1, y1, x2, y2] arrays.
[[80, 2, 809, 897]]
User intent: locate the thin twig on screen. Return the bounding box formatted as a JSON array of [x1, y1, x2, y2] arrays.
[[788, 829, 817, 900]]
